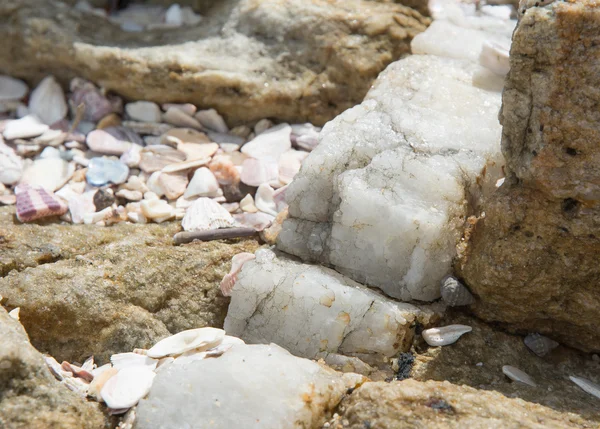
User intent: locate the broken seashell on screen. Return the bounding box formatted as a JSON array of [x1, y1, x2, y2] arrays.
[[181, 197, 236, 232], [162, 128, 210, 146], [524, 333, 559, 357], [240, 194, 258, 213], [220, 252, 256, 296], [209, 155, 240, 185], [122, 121, 172, 136], [183, 167, 220, 199], [254, 118, 273, 135], [139, 145, 187, 173], [177, 142, 219, 160], [422, 325, 472, 347], [569, 376, 600, 400], [86, 129, 133, 155], [125, 101, 162, 123], [205, 335, 245, 357], [194, 109, 228, 133], [161, 157, 211, 174], [162, 103, 196, 116], [61, 361, 94, 382], [278, 150, 307, 185], [502, 365, 536, 387], [255, 183, 278, 216], [240, 157, 279, 187], [28, 76, 68, 125], [15, 184, 68, 222], [146, 327, 226, 359], [8, 307, 20, 320], [3, 115, 49, 140], [45, 355, 71, 381], [63, 375, 90, 397], [172, 350, 208, 366], [233, 212, 274, 232], [141, 198, 174, 221], [69, 78, 122, 122], [0, 140, 23, 185], [157, 171, 189, 200], [0, 75, 28, 101], [101, 366, 156, 410], [440, 276, 474, 307], [479, 41, 510, 77], [241, 123, 292, 160], [163, 107, 203, 129], [111, 352, 158, 371]]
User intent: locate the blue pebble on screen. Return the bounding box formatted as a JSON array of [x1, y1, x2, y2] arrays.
[[86, 157, 130, 186]]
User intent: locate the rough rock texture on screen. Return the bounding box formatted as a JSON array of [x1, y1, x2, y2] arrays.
[[333, 379, 596, 429], [0, 206, 259, 363], [278, 3, 514, 301], [0, 306, 111, 429], [459, 0, 600, 352], [224, 249, 442, 361], [135, 343, 366, 429], [412, 312, 600, 424], [0, 0, 429, 126]]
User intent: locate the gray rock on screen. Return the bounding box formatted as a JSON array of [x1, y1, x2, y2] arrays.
[[0, 306, 110, 429]]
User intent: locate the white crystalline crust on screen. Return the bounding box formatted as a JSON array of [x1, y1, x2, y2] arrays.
[[135, 343, 364, 429], [281, 55, 504, 301], [223, 249, 437, 359]]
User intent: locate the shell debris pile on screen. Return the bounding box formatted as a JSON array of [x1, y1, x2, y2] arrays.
[[43, 327, 245, 415], [0, 73, 320, 234]]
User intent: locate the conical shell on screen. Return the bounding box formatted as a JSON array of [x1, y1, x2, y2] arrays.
[[422, 324, 472, 346], [100, 366, 156, 409], [524, 333, 559, 357], [28, 76, 68, 125], [440, 276, 474, 307], [146, 327, 225, 358], [181, 197, 235, 232], [502, 365, 536, 387], [569, 376, 600, 400]]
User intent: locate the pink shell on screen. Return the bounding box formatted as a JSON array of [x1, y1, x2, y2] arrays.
[[15, 185, 68, 222], [220, 252, 256, 296]]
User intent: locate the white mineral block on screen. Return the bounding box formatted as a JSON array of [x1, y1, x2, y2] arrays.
[[135, 343, 365, 429], [280, 54, 504, 301], [224, 249, 439, 359]]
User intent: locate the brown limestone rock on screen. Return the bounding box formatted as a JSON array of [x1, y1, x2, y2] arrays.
[[0, 307, 110, 429], [0, 206, 259, 363], [0, 0, 429, 126], [458, 0, 600, 352]]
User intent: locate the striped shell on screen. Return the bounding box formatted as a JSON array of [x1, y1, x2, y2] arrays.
[[440, 276, 474, 307], [502, 365, 536, 387], [181, 197, 235, 232], [524, 333, 559, 357], [15, 185, 68, 222], [569, 376, 600, 400]]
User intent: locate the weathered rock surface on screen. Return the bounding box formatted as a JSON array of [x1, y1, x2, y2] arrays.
[[0, 0, 429, 126], [278, 3, 513, 301], [224, 248, 441, 361], [0, 206, 259, 363], [412, 312, 600, 424], [333, 379, 596, 429], [459, 0, 600, 352], [0, 306, 110, 429], [135, 343, 366, 429]]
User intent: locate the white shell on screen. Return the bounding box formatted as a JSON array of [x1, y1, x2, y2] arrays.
[[241, 124, 291, 160], [28, 76, 68, 125], [240, 157, 279, 187], [110, 352, 158, 371], [181, 197, 235, 232], [240, 194, 258, 213], [502, 365, 537, 387], [3, 114, 49, 140], [524, 333, 559, 357], [0, 141, 23, 185], [141, 199, 174, 220], [172, 350, 208, 366], [0, 75, 28, 101], [162, 104, 196, 116], [278, 150, 307, 185], [233, 212, 274, 232], [255, 183, 278, 216], [8, 307, 20, 320], [569, 376, 600, 400], [184, 167, 220, 199], [205, 335, 245, 357], [422, 324, 472, 346], [20, 158, 75, 192], [146, 327, 225, 358], [479, 41, 510, 77], [100, 366, 156, 409], [162, 107, 203, 129], [125, 101, 162, 123], [220, 252, 256, 296], [195, 109, 228, 133], [440, 276, 474, 307]]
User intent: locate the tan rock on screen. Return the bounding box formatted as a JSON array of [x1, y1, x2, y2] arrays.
[[0, 0, 429, 126], [458, 0, 600, 352]]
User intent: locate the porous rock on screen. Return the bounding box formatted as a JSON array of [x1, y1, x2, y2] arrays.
[[135, 343, 366, 429], [458, 0, 600, 352], [0, 206, 259, 363], [0, 306, 110, 429], [0, 0, 429, 126]]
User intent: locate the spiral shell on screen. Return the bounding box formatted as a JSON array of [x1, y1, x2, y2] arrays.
[[440, 276, 474, 307], [524, 333, 559, 357]]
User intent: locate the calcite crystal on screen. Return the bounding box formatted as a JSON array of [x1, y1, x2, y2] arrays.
[[459, 0, 600, 352], [224, 249, 441, 360], [135, 343, 366, 429]]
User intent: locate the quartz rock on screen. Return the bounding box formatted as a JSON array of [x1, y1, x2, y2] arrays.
[[224, 249, 440, 360], [135, 343, 366, 429], [279, 52, 505, 301], [458, 0, 600, 352]]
